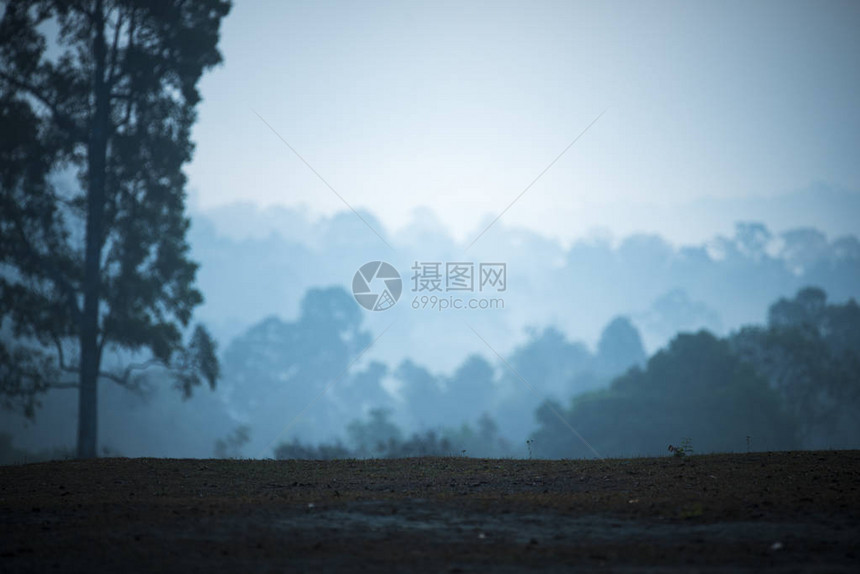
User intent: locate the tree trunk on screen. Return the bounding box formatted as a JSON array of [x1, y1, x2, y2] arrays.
[[77, 1, 109, 459]]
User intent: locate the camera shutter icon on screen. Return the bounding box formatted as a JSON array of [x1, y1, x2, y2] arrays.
[[352, 261, 402, 311]]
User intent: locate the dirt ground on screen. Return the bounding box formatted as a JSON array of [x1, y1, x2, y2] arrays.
[[1, 450, 858, 573]]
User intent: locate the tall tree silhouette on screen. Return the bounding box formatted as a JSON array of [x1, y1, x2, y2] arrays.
[[0, 1, 231, 457]]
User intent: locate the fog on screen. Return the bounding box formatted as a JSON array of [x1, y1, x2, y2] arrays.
[[3, 202, 858, 461]]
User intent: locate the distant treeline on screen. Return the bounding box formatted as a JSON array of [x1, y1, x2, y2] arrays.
[[257, 287, 860, 460], [2, 286, 857, 463]]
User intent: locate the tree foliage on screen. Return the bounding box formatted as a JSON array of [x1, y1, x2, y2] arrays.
[[0, 0, 230, 457], [531, 331, 797, 458], [733, 288, 860, 448]]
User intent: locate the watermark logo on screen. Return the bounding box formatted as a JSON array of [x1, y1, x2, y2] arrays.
[[352, 261, 402, 311], [411, 261, 506, 293], [352, 261, 506, 312], [409, 261, 507, 311]]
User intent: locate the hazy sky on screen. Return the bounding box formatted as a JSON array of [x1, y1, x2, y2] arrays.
[[186, 0, 860, 245]]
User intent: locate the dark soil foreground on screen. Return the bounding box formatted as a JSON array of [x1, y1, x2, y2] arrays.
[[1, 451, 859, 573]]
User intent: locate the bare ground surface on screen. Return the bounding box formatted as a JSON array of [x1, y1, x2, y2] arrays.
[[1, 451, 859, 573]]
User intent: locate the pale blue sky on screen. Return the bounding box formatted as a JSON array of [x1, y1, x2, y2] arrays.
[[186, 0, 860, 244]]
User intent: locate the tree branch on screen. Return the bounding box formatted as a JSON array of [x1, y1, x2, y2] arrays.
[[0, 71, 87, 143], [8, 205, 82, 328], [118, 8, 137, 127], [121, 358, 164, 376], [53, 335, 69, 371], [57, 351, 162, 393], [107, 9, 124, 87], [67, 0, 96, 22], [51, 381, 80, 389], [99, 358, 163, 390]]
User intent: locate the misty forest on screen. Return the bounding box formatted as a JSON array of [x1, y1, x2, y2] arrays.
[[1, 2, 859, 572], [3, 204, 859, 462], [1, 1, 860, 465]]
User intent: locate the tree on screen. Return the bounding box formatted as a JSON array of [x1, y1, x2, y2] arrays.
[[733, 287, 860, 448], [395, 359, 445, 428], [219, 287, 373, 451], [492, 326, 592, 441], [0, 1, 230, 457], [595, 316, 646, 376], [444, 354, 496, 424], [213, 424, 250, 459], [767, 286, 827, 329], [346, 408, 402, 457], [531, 331, 797, 458]]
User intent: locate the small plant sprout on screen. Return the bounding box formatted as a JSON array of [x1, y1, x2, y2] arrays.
[[668, 438, 694, 458], [681, 437, 694, 455]]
